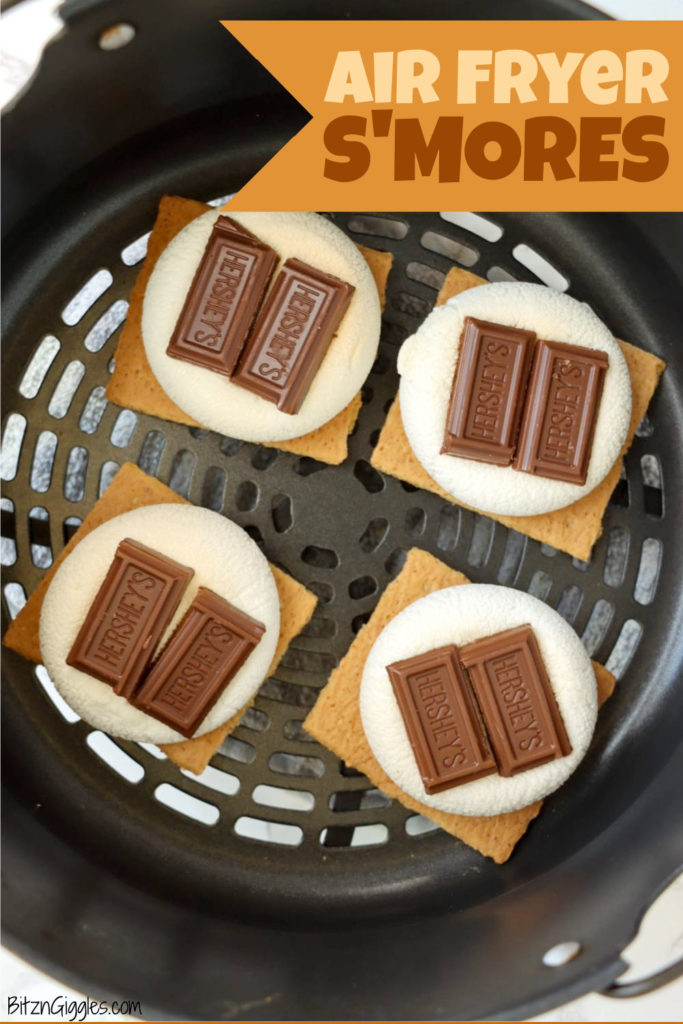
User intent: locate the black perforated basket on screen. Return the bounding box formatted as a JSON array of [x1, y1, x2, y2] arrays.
[[2, 1, 683, 1020]]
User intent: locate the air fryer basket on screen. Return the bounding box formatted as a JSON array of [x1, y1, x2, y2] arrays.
[[2, 0, 683, 1021]]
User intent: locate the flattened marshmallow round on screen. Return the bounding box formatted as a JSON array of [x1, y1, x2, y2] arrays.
[[360, 584, 598, 816], [39, 505, 280, 744], [397, 282, 632, 516], [142, 210, 381, 442]]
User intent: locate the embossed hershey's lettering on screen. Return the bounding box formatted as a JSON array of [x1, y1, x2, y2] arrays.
[[167, 216, 278, 376], [460, 624, 572, 775], [442, 317, 535, 465], [486, 650, 545, 752], [158, 623, 237, 711], [191, 248, 253, 350], [133, 587, 265, 738], [466, 342, 514, 441], [255, 279, 324, 385], [540, 358, 590, 465], [514, 339, 608, 484], [92, 568, 159, 667], [386, 644, 496, 793], [233, 257, 355, 414], [67, 539, 194, 698], [413, 666, 472, 771]]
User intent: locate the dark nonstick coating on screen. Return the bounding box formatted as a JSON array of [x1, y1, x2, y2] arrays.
[[2, 0, 682, 1020]]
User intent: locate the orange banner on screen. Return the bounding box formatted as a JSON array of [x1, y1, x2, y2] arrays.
[[221, 20, 683, 211]]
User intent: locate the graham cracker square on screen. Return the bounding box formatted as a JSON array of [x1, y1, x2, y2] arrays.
[[370, 267, 666, 561], [107, 197, 392, 466], [3, 462, 317, 775], [304, 546, 615, 864]]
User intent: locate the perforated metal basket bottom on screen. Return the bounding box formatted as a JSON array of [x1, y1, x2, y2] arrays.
[[0, 204, 676, 924]]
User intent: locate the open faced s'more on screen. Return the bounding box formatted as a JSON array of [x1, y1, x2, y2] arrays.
[[39, 503, 281, 743], [3, 463, 318, 772], [360, 584, 597, 817], [142, 210, 381, 443], [396, 281, 632, 517], [304, 548, 616, 863], [108, 203, 386, 463], [372, 270, 666, 560], [109, 199, 394, 466]]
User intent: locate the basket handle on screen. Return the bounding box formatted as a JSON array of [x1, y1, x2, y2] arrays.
[[600, 868, 683, 1000], [600, 955, 683, 999]]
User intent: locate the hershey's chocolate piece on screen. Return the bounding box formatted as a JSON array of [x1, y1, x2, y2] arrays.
[[514, 340, 609, 484], [132, 587, 265, 738], [232, 257, 355, 414], [386, 644, 496, 794], [166, 215, 278, 376], [442, 317, 536, 465], [460, 624, 571, 776], [67, 539, 194, 699]]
